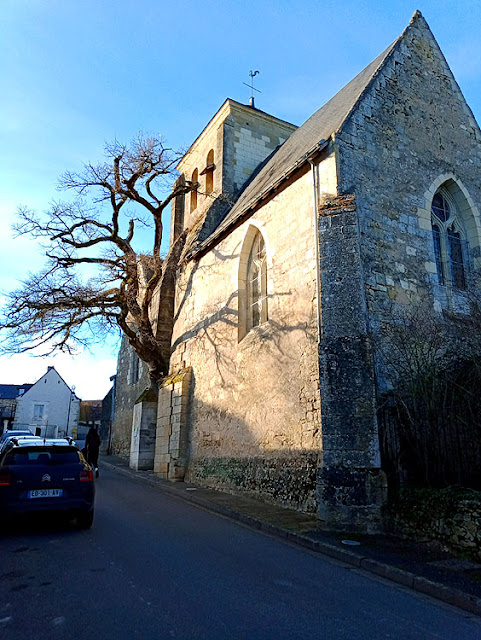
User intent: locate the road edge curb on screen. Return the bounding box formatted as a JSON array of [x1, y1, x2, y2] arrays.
[[101, 459, 481, 617]]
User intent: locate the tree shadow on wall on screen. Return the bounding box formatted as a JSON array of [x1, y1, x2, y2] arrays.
[[183, 385, 321, 515], [170, 242, 321, 465], [172, 287, 317, 388], [173, 247, 240, 326]]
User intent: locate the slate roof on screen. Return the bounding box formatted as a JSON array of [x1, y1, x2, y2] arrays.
[[186, 13, 415, 259], [0, 384, 33, 400]]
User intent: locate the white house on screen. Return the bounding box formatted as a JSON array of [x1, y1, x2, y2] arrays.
[[13, 366, 80, 438]]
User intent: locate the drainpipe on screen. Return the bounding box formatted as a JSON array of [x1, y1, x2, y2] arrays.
[[308, 157, 323, 345], [66, 391, 74, 438], [107, 374, 116, 455]]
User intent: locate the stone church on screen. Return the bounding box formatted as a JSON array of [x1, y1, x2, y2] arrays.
[[111, 11, 481, 531]]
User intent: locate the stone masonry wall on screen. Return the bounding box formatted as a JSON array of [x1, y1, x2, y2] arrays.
[[227, 106, 295, 195], [192, 453, 319, 513], [111, 335, 151, 457], [336, 13, 481, 393], [177, 101, 296, 235], [154, 369, 192, 481], [387, 489, 481, 562], [168, 162, 336, 512]]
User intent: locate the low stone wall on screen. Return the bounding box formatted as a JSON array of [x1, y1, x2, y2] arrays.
[[186, 453, 320, 514], [386, 488, 481, 561]]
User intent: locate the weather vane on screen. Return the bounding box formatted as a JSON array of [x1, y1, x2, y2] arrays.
[[243, 70, 261, 107]]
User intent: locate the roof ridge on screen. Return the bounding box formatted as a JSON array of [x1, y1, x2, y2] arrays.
[[186, 11, 445, 260], [186, 34, 401, 257]]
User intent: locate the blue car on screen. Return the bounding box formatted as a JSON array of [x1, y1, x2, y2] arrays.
[[0, 438, 95, 528]]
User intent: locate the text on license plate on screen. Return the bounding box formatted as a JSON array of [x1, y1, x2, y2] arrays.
[[28, 489, 63, 499]]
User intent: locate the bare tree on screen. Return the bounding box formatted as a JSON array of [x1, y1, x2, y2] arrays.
[[1, 135, 196, 385]]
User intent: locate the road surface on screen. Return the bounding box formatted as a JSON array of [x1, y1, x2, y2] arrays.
[[1, 465, 480, 639]]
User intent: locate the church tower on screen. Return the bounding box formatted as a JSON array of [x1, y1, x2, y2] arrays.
[[171, 99, 296, 244]]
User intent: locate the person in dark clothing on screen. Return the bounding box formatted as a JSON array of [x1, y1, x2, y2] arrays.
[[85, 427, 101, 478]]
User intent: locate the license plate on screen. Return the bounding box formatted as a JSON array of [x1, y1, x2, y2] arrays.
[[28, 489, 63, 499]]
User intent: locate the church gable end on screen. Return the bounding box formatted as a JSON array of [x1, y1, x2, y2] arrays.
[[335, 9, 481, 326], [331, 12, 481, 493]]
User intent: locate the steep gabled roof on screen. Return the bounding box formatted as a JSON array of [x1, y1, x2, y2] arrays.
[[187, 12, 426, 258], [19, 366, 80, 401], [226, 43, 395, 213]]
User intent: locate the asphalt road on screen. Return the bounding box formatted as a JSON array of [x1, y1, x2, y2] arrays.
[[1, 466, 481, 640]]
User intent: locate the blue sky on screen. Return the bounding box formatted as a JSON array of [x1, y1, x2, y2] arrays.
[[1, 0, 480, 398]]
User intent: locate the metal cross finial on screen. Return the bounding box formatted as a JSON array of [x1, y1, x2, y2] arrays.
[[243, 70, 261, 107]]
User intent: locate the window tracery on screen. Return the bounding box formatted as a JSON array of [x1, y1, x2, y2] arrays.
[[431, 189, 467, 290], [238, 226, 269, 342], [246, 230, 267, 332]]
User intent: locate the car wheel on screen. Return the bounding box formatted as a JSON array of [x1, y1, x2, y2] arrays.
[[77, 510, 94, 529]]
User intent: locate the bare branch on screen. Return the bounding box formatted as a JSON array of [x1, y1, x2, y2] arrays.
[[1, 133, 196, 383]]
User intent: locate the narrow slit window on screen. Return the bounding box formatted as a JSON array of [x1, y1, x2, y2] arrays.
[[129, 351, 140, 385], [191, 169, 198, 212], [205, 149, 214, 195]]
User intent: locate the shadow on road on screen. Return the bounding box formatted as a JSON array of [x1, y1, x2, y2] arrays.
[[0, 513, 86, 537]]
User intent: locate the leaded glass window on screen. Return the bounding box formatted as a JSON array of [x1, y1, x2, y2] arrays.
[[448, 228, 466, 289], [431, 190, 467, 290], [246, 231, 267, 332], [432, 223, 444, 285]]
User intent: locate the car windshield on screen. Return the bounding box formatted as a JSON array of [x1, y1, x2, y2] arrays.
[[4, 447, 81, 466]]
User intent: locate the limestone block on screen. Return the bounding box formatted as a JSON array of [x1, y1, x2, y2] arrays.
[[154, 462, 169, 475], [156, 415, 171, 428]]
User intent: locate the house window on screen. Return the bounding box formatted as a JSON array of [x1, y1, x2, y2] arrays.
[[204, 149, 215, 195], [431, 189, 467, 290], [190, 168, 198, 213], [33, 404, 44, 420], [246, 230, 268, 332]]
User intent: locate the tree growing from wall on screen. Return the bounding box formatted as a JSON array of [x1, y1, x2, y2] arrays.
[[0, 135, 197, 384]]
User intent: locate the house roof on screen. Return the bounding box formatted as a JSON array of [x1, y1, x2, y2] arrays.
[[18, 367, 80, 401], [0, 384, 33, 400], [186, 12, 425, 258]]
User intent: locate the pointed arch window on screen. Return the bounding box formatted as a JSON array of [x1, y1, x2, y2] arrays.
[[246, 230, 267, 332], [204, 149, 214, 195], [190, 168, 198, 213], [431, 189, 467, 290]]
